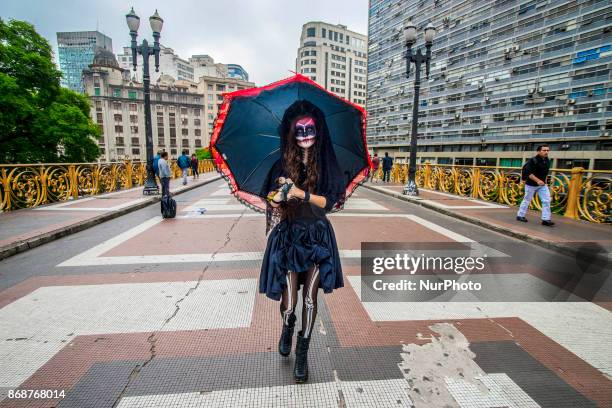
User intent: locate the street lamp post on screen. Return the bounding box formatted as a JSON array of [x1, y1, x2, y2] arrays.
[[402, 21, 436, 196], [126, 7, 163, 195]]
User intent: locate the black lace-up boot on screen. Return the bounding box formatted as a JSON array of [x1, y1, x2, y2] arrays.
[[294, 330, 311, 383], [278, 313, 296, 357]]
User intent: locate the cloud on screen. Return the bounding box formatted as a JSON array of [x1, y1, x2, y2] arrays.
[[0, 0, 368, 85]]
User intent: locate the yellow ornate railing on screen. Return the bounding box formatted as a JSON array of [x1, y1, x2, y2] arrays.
[[372, 163, 611, 224], [0, 159, 215, 211]]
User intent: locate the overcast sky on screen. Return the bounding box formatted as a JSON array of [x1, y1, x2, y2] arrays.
[[1, 0, 369, 85]]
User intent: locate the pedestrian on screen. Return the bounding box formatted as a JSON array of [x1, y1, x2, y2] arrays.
[[177, 150, 191, 185], [370, 153, 380, 183], [517, 144, 554, 226], [158, 151, 171, 197], [153, 150, 161, 181], [191, 153, 199, 179], [260, 101, 345, 383], [382, 152, 393, 183]]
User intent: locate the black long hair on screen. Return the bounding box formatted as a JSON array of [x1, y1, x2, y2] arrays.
[[278, 100, 345, 216]]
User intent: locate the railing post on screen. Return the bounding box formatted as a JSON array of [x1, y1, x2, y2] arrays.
[[563, 167, 583, 220], [424, 162, 432, 189], [124, 160, 133, 189], [497, 169, 506, 204], [471, 167, 481, 198], [68, 165, 78, 199]]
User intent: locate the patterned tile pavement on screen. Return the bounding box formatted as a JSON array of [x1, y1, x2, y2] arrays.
[[0, 181, 610, 407]]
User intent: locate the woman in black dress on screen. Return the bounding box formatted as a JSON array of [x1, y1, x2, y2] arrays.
[[259, 100, 346, 383]]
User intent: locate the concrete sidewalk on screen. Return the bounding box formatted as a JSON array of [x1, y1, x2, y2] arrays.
[[0, 174, 222, 260], [364, 181, 612, 258]]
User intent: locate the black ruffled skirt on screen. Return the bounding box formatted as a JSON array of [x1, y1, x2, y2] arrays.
[[259, 216, 344, 301]]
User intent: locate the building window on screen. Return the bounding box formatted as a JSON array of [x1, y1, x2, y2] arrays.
[[194, 118, 201, 126], [129, 104, 137, 112], [182, 139, 189, 147], [113, 88, 121, 98], [306, 27, 316, 37], [180, 107, 188, 115], [216, 84, 225, 91], [195, 129, 201, 136], [130, 126, 138, 134], [115, 125, 123, 133], [128, 90, 137, 100], [182, 128, 188, 136], [94, 87, 100, 96], [322, 28, 326, 38], [132, 148, 140, 155], [207, 84, 213, 91], [114, 114, 122, 122], [194, 108, 201, 116]]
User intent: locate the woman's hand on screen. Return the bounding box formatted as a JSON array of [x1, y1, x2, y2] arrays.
[[286, 185, 303, 201]]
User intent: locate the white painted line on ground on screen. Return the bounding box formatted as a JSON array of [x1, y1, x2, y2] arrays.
[[0, 279, 257, 388], [58, 213, 505, 266], [117, 379, 413, 408], [342, 198, 389, 211]]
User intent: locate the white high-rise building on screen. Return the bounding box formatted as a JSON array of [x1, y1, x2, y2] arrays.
[[117, 44, 194, 83], [296, 22, 368, 106]]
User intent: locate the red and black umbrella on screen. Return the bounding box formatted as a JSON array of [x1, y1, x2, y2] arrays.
[[210, 74, 371, 212]]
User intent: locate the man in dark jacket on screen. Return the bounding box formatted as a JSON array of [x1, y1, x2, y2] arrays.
[[517, 144, 554, 226], [382, 152, 393, 183]]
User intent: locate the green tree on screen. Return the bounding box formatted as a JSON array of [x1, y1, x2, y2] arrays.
[[0, 18, 99, 163], [195, 147, 212, 160]]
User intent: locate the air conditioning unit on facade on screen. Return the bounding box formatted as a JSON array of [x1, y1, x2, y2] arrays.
[[567, 98, 576, 105]]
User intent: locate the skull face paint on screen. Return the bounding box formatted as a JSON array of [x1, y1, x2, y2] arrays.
[[295, 116, 316, 149]]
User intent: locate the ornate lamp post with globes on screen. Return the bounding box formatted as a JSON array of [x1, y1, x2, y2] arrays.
[[126, 7, 163, 195], [402, 21, 436, 196]]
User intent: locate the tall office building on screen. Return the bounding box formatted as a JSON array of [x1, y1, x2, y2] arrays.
[[57, 31, 113, 93], [117, 45, 194, 83], [367, 0, 611, 170], [296, 22, 368, 106], [190, 55, 229, 80]]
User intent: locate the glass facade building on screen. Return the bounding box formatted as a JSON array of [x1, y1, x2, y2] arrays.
[[367, 0, 611, 169], [227, 64, 249, 81], [57, 31, 113, 93]]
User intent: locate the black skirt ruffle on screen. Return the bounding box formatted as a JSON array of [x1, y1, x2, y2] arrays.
[[259, 215, 343, 301]]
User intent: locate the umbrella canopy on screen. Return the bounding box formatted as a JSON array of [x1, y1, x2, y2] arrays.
[[210, 74, 371, 212]]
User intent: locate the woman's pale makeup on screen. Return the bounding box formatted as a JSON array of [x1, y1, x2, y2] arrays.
[[295, 117, 316, 150]]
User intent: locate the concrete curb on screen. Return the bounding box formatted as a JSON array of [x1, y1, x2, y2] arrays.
[[0, 176, 222, 261], [364, 183, 604, 261]]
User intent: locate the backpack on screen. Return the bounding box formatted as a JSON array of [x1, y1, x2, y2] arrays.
[[161, 195, 176, 218], [178, 155, 189, 169]]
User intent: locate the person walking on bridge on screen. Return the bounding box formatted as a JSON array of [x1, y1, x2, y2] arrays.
[[517, 144, 554, 226]]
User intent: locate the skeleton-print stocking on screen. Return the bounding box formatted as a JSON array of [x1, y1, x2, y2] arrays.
[[280, 270, 298, 325], [301, 265, 320, 338]]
